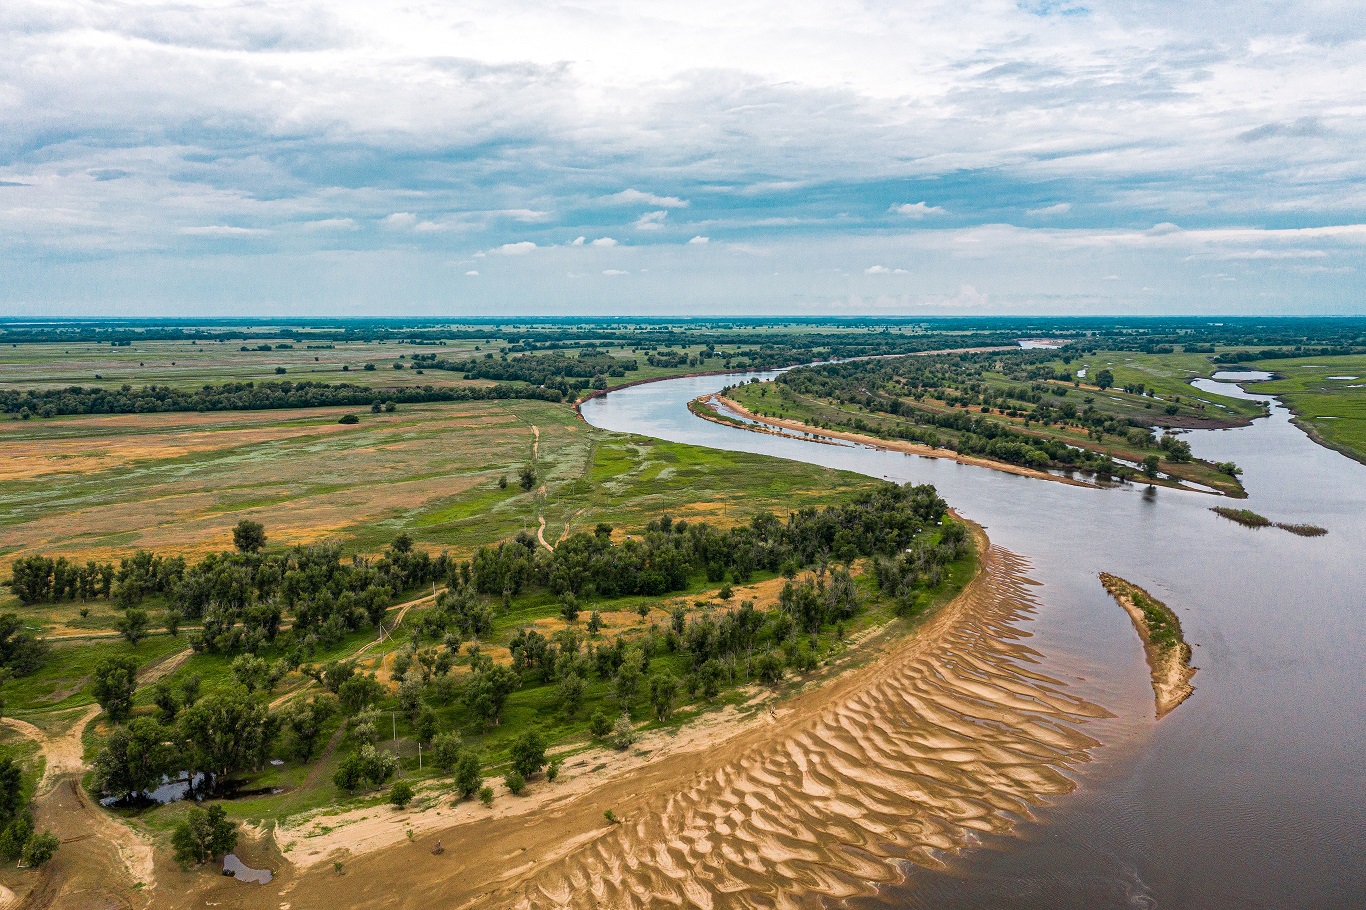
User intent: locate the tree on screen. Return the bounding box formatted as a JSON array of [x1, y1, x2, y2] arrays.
[[1095, 369, 1114, 390], [453, 751, 482, 799], [613, 648, 644, 707], [281, 696, 337, 761], [588, 710, 612, 738], [93, 717, 175, 800], [462, 663, 520, 726], [115, 608, 149, 645], [509, 729, 547, 778], [431, 732, 463, 771], [503, 769, 526, 795], [92, 655, 140, 721], [389, 780, 414, 809], [559, 593, 580, 624], [337, 673, 384, 714], [518, 465, 536, 492], [20, 831, 59, 867], [1142, 455, 1161, 479], [649, 673, 678, 722], [0, 614, 47, 676], [178, 688, 278, 783], [0, 758, 23, 824], [232, 519, 267, 553], [231, 654, 270, 693], [556, 672, 585, 717], [611, 714, 636, 750], [171, 805, 238, 866]]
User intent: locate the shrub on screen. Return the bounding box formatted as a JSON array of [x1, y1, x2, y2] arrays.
[[20, 831, 59, 867], [503, 770, 526, 795], [389, 780, 414, 810], [588, 710, 612, 739], [478, 785, 494, 806], [338, 414, 359, 425], [611, 714, 636, 751]]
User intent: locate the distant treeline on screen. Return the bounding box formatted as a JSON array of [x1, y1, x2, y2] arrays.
[[1, 380, 562, 419]]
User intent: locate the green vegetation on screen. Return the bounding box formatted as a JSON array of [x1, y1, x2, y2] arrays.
[[1211, 507, 1327, 537], [1211, 507, 1272, 528], [726, 349, 1250, 494], [0, 753, 58, 869], [1243, 355, 1366, 466]]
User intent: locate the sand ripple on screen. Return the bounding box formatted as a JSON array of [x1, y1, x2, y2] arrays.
[[494, 547, 1108, 909]]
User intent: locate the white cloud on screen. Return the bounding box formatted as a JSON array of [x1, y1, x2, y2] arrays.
[[603, 189, 688, 208], [180, 225, 268, 237], [492, 209, 551, 221], [1027, 203, 1072, 216], [465, 270, 479, 276], [590, 237, 618, 247], [603, 269, 628, 275], [688, 235, 709, 244], [890, 202, 946, 218], [492, 241, 537, 255], [300, 218, 358, 231], [570, 236, 586, 245], [381, 213, 419, 229], [865, 265, 890, 274], [634, 210, 668, 230]]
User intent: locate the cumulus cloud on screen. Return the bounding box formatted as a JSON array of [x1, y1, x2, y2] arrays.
[[493, 241, 537, 254], [590, 237, 618, 247], [634, 210, 668, 230], [688, 236, 709, 244], [382, 213, 419, 229], [604, 189, 688, 208], [890, 202, 946, 218], [865, 265, 890, 274], [570, 236, 586, 245], [1027, 203, 1072, 216]]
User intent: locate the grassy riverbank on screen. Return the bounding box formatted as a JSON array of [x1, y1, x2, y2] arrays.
[[1243, 354, 1366, 466]]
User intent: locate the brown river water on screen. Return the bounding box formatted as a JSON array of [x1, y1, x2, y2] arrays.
[[581, 370, 1365, 910]]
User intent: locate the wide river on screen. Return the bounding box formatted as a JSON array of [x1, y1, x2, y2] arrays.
[[581, 370, 1365, 909]]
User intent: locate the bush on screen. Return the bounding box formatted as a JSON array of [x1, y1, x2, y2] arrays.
[[20, 831, 59, 867], [478, 785, 494, 806], [503, 770, 526, 795], [453, 751, 483, 799], [171, 805, 238, 866], [389, 780, 414, 809], [588, 710, 612, 739], [546, 760, 561, 782], [338, 414, 359, 425]]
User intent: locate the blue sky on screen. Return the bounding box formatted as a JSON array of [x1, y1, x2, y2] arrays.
[[1, 0, 1364, 315]]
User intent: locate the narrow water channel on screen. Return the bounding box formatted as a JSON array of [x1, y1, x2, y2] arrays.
[[581, 371, 1366, 910]]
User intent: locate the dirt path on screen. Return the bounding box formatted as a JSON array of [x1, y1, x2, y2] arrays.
[[209, 532, 1112, 910], [536, 515, 553, 552]]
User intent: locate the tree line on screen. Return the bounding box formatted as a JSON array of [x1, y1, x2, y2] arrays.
[[1, 379, 562, 420]]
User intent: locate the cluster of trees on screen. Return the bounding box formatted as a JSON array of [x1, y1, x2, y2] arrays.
[[1, 379, 561, 420], [430, 350, 638, 389], [0, 614, 48, 678], [759, 353, 1219, 477], [463, 483, 950, 604], [0, 756, 59, 868], [8, 524, 448, 659]]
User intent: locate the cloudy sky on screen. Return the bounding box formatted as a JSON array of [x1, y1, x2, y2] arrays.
[[2, 0, 1364, 316]]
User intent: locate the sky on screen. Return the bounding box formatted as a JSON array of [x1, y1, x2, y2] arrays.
[[1, 0, 1364, 316]]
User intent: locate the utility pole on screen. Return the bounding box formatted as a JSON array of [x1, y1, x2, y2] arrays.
[[392, 710, 397, 744], [418, 742, 422, 771]]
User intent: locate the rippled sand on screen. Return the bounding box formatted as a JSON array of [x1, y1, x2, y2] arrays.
[[492, 546, 1109, 909]]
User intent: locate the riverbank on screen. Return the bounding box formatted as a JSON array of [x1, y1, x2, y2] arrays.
[[1099, 574, 1195, 717], [178, 528, 1110, 910], [701, 393, 1102, 490]]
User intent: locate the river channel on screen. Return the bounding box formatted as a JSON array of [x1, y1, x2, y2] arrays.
[[580, 370, 1365, 910]]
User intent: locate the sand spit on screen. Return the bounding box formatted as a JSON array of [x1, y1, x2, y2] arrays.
[[1099, 573, 1195, 717], [231, 542, 1109, 910]]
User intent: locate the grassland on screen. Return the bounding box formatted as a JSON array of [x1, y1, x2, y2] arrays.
[[1243, 354, 1366, 465]]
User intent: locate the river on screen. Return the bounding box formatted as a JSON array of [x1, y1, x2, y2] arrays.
[[580, 370, 1365, 909]]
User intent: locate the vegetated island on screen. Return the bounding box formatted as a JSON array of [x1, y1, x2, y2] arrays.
[[1099, 574, 1195, 717], [1210, 507, 1328, 537]]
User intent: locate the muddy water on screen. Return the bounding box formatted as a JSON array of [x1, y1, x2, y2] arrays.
[[581, 372, 1366, 909]]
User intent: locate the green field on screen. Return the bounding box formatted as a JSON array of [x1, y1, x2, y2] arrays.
[[1246, 355, 1366, 464]]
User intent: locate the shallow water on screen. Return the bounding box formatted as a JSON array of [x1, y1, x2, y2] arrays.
[[581, 371, 1366, 909]]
